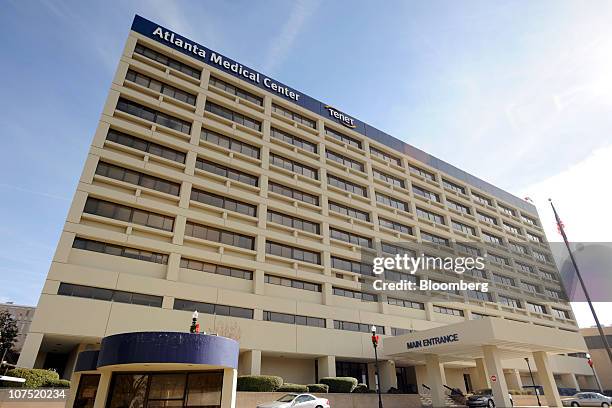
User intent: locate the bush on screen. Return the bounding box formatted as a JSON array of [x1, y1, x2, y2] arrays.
[[320, 377, 358, 393], [4, 368, 59, 388], [237, 375, 283, 392], [278, 383, 308, 393], [351, 383, 369, 393], [307, 384, 329, 393], [44, 379, 71, 388]]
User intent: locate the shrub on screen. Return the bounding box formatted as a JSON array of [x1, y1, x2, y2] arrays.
[[236, 375, 283, 392], [307, 384, 329, 393], [278, 383, 308, 393], [320, 377, 358, 393], [4, 368, 59, 388], [352, 383, 369, 393], [44, 379, 71, 388]]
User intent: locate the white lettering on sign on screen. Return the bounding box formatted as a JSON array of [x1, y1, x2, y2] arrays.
[[152, 27, 206, 58], [324, 105, 356, 128]]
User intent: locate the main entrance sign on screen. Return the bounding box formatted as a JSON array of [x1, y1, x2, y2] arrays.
[[407, 333, 459, 349]]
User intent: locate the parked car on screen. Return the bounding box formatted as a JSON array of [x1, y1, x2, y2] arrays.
[[256, 393, 331, 408], [562, 392, 612, 407], [466, 389, 513, 407]]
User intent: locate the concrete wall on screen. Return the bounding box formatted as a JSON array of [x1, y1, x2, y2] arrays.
[[260, 356, 315, 385], [236, 392, 422, 408]]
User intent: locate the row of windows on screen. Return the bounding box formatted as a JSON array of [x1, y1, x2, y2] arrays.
[[180, 258, 253, 280], [117, 98, 191, 134], [326, 149, 364, 172], [184, 221, 254, 250], [270, 153, 318, 180], [264, 275, 321, 292], [272, 103, 316, 129], [126, 69, 196, 105], [134, 43, 201, 79], [452, 220, 476, 236], [421, 231, 450, 246], [209, 76, 263, 106], [333, 287, 377, 302], [270, 127, 317, 153], [373, 168, 405, 188], [467, 290, 492, 302], [58, 283, 163, 307], [328, 174, 367, 197], [84, 197, 175, 231], [205, 101, 261, 131], [387, 297, 424, 310], [96, 161, 181, 196], [443, 179, 466, 195], [329, 201, 370, 222], [433, 305, 464, 316], [200, 128, 260, 159], [195, 158, 259, 186], [413, 185, 439, 202], [376, 193, 409, 212], [173, 299, 254, 319], [330, 228, 372, 248], [409, 165, 435, 181], [190, 188, 257, 217], [106, 129, 186, 164], [325, 127, 361, 149], [267, 210, 320, 234], [72, 237, 169, 264], [416, 207, 445, 225], [331, 256, 372, 276], [263, 311, 325, 327], [370, 146, 401, 166], [379, 218, 412, 235], [268, 181, 319, 206], [334, 320, 384, 334], [265, 241, 321, 264]]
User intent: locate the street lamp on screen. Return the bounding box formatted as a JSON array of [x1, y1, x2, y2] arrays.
[[586, 354, 603, 393], [371, 326, 384, 408], [190, 311, 199, 333], [524, 357, 541, 407]]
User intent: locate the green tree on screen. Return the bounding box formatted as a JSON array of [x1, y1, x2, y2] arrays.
[[0, 310, 18, 358]]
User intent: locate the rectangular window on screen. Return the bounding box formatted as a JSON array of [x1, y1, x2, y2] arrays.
[[268, 181, 319, 206], [499, 204, 516, 217], [329, 228, 372, 248], [378, 218, 413, 235], [265, 241, 321, 264], [487, 252, 509, 265], [521, 215, 538, 226], [508, 241, 528, 254], [264, 275, 321, 292], [174, 299, 253, 319], [95, 161, 180, 196], [334, 320, 384, 334], [372, 168, 405, 188], [391, 327, 414, 336], [413, 185, 440, 202], [533, 250, 550, 263], [272, 103, 316, 128], [385, 269, 418, 283], [328, 201, 370, 222], [195, 158, 258, 186], [473, 193, 493, 206], [333, 287, 377, 302], [447, 199, 471, 215], [421, 231, 450, 246], [387, 297, 424, 310], [331, 257, 372, 276], [381, 242, 417, 257], [433, 305, 464, 316], [467, 290, 492, 302], [526, 302, 546, 314], [270, 127, 317, 153], [451, 220, 476, 235], [328, 174, 367, 197], [482, 231, 503, 245], [540, 270, 557, 280], [545, 288, 561, 298], [370, 146, 401, 166], [200, 128, 260, 159], [456, 243, 481, 257], [58, 283, 162, 307], [209, 76, 263, 105], [263, 311, 325, 328], [84, 197, 174, 231], [134, 43, 201, 79], [190, 189, 256, 217], [499, 296, 521, 308], [326, 149, 364, 172], [442, 179, 466, 195], [324, 127, 362, 149], [73, 237, 168, 264], [116, 98, 191, 134], [552, 308, 570, 319], [477, 211, 498, 225], [205, 101, 261, 131], [270, 153, 318, 179], [527, 232, 544, 243], [516, 262, 534, 273], [184, 221, 254, 250], [375, 192, 409, 212], [409, 165, 435, 181], [492, 274, 514, 286], [416, 207, 445, 225], [180, 258, 253, 280], [106, 129, 186, 163], [126, 69, 196, 105], [503, 222, 522, 235], [521, 281, 540, 293], [267, 210, 320, 234]]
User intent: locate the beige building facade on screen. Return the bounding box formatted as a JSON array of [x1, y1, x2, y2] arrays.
[[580, 326, 612, 392], [0, 302, 35, 353], [18, 15, 598, 398]]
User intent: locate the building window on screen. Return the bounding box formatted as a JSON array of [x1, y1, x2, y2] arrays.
[[205, 101, 261, 131], [200, 129, 260, 159], [375, 192, 409, 212], [270, 127, 317, 153], [264, 275, 321, 292], [467, 269, 486, 279], [416, 207, 445, 225], [421, 231, 450, 246], [503, 222, 522, 235], [473, 193, 492, 206], [195, 158, 258, 187], [180, 258, 253, 280], [328, 174, 367, 197], [95, 161, 181, 196], [456, 243, 481, 257], [267, 210, 320, 234], [328, 201, 370, 222], [106, 129, 186, 163], [391, 327, 414, 336], [552, 308, 570, 319], [126, 69, 196, 105], [326, 149, 364, 172], [173, 299, 253, 319], [499, 205, 516, 217], [451, 220, 476, 235], [482, 232, 503, 246], [331, 257, 372, 276], [381, 242, 417, 257], [412, 185, 440, 202], [209, 76, 263, 105], [442, 179, 466, 195], [387, 297, 424, 310], [493, 274, 515, 286], [477, 211, 498, 225], [268, 181, 319, 206], [265, 241, 321, 264], [324, 127, 362, 149], [58, 283, 162, 307], [409, 165, 435, 181], [84, 197, 175, 231], [521, 281, 540, 293], [527, 232, 544, 243], [370, 146, 400, 166], [515, 262, 534, 273], [184, 221, 254, 250], [378, 218, 413, 235], [533, 250, 550, 263], [498, 295, 521, 308], [487, 252, 509, 265], [74, 374, 100, 408], [372, 168, 405, 188], [134, 43, 201, 79], [334, 320, 384, 334], [509, 241, 528, 254], [433, 305, 464, 316], [270, 153, 318, 180], [540, 270, 557, 280], [467, 290, 492, 302], [526, 302, 546, 314], [545, 288, 562, 299], [263, 311, 325, 328], [447, 199, 471, 215], [272, 103, 316, 128], [190, 189, 256, 217], [521, 214, 538, 226], [116, 98, 191, 134], [333, 288, 377, 302], [73, 237, 169, 264], [329, 228, 373, 248]]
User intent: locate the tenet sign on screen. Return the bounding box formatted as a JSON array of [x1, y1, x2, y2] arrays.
[[407, 334, 459, 349]]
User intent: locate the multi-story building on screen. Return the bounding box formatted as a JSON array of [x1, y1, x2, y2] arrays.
[[0, 302, 35, 354], [19, 15, 597, 401], [580, 326, 612, 392]]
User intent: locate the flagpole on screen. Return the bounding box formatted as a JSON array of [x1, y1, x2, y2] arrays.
[[548, 199, 612, 364]]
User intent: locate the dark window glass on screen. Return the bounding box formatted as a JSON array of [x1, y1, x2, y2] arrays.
[[266, 210, 320, 234], [387, 297, 424, 310], [451, 220, 475, 235], [333, 287, 377, 302], [116, 98, 191, 134], [270, 153, 318, 180], [265, 275, 321, 292], [74, 374, 100, 408], [173, 299, 253, 319], [268, 181, 319, 206], [330, 228, 373, 248], [265, 241, 321, 264], [375, 193, 409, 212], [83, 197, 174, 232], [473, 193, 493, 206], [209, 76, 263, 106], [106, 129, 186, 163], [190, 189, 256, 217], [421, 231, 450, 246], [185, 221, 254, 250], [330, 257, 372, 276], [413, 185, 440, 202], [447, 199, 471, 215], [272, 104, 316, 129], [270, 127, 317, 153], [107, 374, 148, 408], [324, 127, 362, 149], [126, 69, 196, 105], [334, 320, 384, 334], [416, 207, 445, 225], [327, 174, 367, 197], [134, 43, 201, 79], [372, 168, 405, 188], [200, 128, 260, 159], [328, 201, 370, 222], [370, 146, 401, 166], [409, 165, 435, 181], [326, 149, 364, 172], [195, 159, 258, 186], [205, 101, 261, 131], [72, 237, 168, 264], [378, 218, 413, 235], [57, 283, 161, 307], [264, 311, 325, 327], [95, 162, 180, 196], [442, 179, 466, 194]]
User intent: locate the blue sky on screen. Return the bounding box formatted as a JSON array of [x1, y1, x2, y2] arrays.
[[1, 0, 611, 326]]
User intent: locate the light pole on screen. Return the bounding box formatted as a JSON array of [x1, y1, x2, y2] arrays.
[[586, 354, 603, 393], [524, 357, 541, 406], [371, 326, 384, 408], [190, 311, 199, 333]]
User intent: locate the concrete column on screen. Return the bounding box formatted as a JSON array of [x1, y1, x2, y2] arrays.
[[253, 270, 265, 295], [242, 350, 262, 375], [379, 360, 398, 392], [317, 355, 336, 380], [425, 354, 447, 408], [16, 332, 43, 368], [532, 351, 562, 408], [221, 368, 237, 408], [474, 358, 490, 389], [92, 370, 112, 408], [482, 345, 512, 408], [367, 363, 377, 390], [505, 369, 523, 391], [65, 372, 81, 408], [561, 373, 580, 391]]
